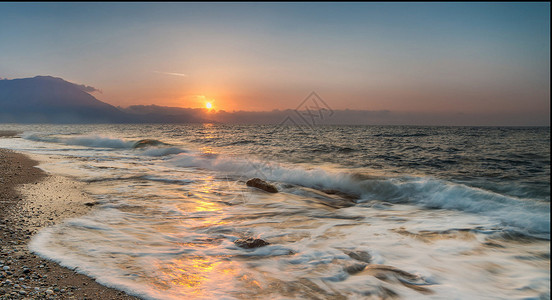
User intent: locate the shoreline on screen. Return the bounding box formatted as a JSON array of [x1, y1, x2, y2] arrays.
[[0, 145, 139, 299]]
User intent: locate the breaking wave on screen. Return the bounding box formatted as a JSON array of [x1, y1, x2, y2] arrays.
[[22, 133, 186, 156], [169, 152, 550, 239]]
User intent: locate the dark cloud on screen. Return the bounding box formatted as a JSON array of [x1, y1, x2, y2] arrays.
[[119, 105, 550, 126]]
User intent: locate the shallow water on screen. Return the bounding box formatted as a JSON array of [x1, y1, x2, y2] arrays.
[[0, 124, 549, 299]]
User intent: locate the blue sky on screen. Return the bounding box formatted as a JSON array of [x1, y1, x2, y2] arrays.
[[0, 2, 549, 124]]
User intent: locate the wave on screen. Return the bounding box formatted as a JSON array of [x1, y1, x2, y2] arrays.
[[358, 177, 550, 238], [23, 133, 135, 148], [22, 133, 186, 156], [169, 152, 550, 238]]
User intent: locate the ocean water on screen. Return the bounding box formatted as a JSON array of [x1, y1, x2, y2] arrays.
[[0, 124, 549, 299]]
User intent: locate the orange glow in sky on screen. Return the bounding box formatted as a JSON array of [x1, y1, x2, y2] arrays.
[[1, 3, 548, 125]]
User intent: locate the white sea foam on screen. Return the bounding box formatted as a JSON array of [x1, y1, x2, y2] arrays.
[[23, 133, 134, 148], [169, 152, 550, 237], [23, 133, 187, 155], [28, 225, 159, 300]]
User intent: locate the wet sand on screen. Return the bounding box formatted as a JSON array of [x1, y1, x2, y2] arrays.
[[0, 141, 139, 299]]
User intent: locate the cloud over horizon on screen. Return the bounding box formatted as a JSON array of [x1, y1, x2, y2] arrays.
[[120, 104, 550, 127]]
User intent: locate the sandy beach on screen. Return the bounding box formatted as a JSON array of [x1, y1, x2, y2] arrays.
[[1, 132, 138, 299]]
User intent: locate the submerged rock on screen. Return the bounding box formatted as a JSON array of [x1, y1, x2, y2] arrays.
[[344, 263, 367, 275], [246, 178, 278, 193], [345, 250, 372, 263], [299, 187, 356, 208], [234, 237, 270, 249], [320, 189, 359, 200], [364, 264, 434, 294], [132, 139, 166, 149]]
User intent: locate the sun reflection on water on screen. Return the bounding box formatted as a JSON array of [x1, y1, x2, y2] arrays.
[[153, 256, 240, 298]]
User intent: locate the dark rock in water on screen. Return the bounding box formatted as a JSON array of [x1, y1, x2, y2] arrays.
[[345, 250, 372, 263], [246, 178, 278, 193], [344, 263, 367, 275], [379, 287, 399, 298], [84, 202, 96, 207], [364, 264, 434, 294], [321, 189, 359, 200], [321, 189, 340, 195], [133, 139, 166, 149], [298, 187, 355, 208], [234, 237, 270, 249], [366, 264, 419, 280]]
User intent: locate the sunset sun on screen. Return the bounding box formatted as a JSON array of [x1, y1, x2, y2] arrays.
[[205, 102, 213, 109]]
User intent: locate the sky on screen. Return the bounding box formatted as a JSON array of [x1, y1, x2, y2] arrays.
[[0, 2, 550, 125]]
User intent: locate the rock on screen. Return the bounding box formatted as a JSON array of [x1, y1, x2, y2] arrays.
[[132, 139, 166, 149], [84, 202, 96, 207], [379, 287, 399, 298], [363, 264, 434, 294], [234, 237, 270, 249], [321, 189, 359, 200], [344, 263, 367, 275], [345, 250, 372, 263], [246, 178, 278, 193]]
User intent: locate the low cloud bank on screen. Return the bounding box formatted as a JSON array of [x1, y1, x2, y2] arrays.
[[120, 105, 550, 126]]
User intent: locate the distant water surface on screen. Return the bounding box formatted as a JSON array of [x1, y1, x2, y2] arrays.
[[0, 124, 549, 299]]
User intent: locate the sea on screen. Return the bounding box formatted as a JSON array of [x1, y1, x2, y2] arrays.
[[0, 124, 549, 299]]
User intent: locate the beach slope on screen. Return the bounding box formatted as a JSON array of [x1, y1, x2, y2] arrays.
[[0, 141, 138, 299]]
